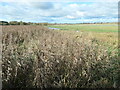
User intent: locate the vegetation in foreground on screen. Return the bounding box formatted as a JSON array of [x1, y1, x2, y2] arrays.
[[2, 25, 119, 88]]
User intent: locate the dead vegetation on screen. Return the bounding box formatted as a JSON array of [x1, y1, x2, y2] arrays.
[[2, 25, 119, 88]]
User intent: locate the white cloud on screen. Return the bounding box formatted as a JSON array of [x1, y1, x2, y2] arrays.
[[69, 4, 78, 7], [0, 0, 119, 2], [76, 11, 85, 17], [66, 15, 76, 19], [0, 1, 118, 23]]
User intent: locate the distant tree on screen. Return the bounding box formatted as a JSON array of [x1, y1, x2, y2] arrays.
[[38, 23, 43, 26], [19, 21, 24, 25], [19, 21, 28, 25], [0, 21, 9, 25], [9, 21, 21, 25], [45, 23, 48, 26]]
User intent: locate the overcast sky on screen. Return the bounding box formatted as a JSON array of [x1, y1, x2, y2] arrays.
[[0, 0, 119, 23]]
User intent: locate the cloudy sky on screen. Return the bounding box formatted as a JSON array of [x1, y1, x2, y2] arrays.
[[0, 0, 119, 23]]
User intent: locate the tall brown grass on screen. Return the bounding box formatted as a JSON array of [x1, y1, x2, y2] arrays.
[[2, 25, 119, 88]]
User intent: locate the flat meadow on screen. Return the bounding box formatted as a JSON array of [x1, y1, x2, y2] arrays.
[[48, 24, 118, 32], [2, 24, 120, 88]]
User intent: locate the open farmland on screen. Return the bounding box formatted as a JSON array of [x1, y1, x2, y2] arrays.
[[48, 24, 118, 32], [48, 24, 118, 47], [2, 25, 120, 88]]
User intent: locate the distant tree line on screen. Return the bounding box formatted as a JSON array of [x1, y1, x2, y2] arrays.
[[0, 21, 49, 26], [0, 21, 117, 26]]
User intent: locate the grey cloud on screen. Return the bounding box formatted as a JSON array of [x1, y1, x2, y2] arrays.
[[28, 2, 54, 10]]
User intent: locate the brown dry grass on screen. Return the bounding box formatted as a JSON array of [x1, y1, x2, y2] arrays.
[[2, 25, 119, 88]]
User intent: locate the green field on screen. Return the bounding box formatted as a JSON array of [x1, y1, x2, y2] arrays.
[[48, 24, 118, 32], [48, 24, 118, 49]]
